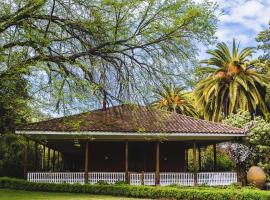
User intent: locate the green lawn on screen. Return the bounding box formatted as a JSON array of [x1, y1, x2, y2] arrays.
[[0, 189, 150, 200]]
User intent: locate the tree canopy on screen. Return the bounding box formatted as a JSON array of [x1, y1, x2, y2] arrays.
[[0, 0, 218, 113], [194, 39, 268, 121], [152, 84, 197, 117]]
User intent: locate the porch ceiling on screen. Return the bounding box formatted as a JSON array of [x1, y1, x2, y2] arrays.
[[24, 136, 238, 153]]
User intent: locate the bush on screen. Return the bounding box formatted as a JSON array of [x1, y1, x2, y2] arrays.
[[0, 177, 270, 200]]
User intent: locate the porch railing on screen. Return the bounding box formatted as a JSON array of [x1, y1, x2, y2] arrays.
[[27, 172, 84, 184], [197, 172, 237, 186], [160, 172, 194, 186], [129, 172, 155, 185], [88, 172, 125, 184], [27, 171, 237, 186]]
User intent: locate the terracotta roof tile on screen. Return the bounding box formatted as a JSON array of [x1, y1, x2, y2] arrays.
[[16, 104, 245, 135]]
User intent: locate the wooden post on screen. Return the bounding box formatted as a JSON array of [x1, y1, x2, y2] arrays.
[[193, 141, 197, 186], [155, 142, 160, 186], [23, 138, 29, 179], [57, 151, 60, 170], [125, 140, 129, 183], [34, 141, 38, 171], [213, 143, 217, 171], [43, 145, 46, 170], [52, 149, 56, 171], [185, 149, 189, 172], [84, 141, 89, 184], [198, 147, 201, 172], [48, 148, 51, 169]]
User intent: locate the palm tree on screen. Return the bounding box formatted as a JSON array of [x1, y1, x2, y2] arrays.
[[194, 39, 268, 121], [152, 84, 198, 117]]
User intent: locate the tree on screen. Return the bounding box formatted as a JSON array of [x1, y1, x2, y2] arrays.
[[194, 39, 268, 121], [256, 22, 270, 107], [152, 84, 198, 117], [0, 0, 218, 112], [257, 21, 270, 61], [223, 111, 270, 182]]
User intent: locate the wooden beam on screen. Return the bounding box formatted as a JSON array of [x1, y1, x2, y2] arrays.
[[52, 149, 56, 171], [155, 142, 160, 185], [84, 141, 89, 184], [125, 140, 129, 183], [185, 149, 189, 172], [198, 147, 201, 172], [23, 138, 29, 179], [213, 143, 217, 171], [57, 151, 60, 169], [34, 141, 38, 171], [42, 145, 46, 170], [193, 141, 197, 186]]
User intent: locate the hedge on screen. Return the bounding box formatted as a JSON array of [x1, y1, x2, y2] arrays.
[[0, 177, 270, 200]]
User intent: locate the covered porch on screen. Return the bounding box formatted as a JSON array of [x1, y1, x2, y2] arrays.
[[22, 139, 238, 186]]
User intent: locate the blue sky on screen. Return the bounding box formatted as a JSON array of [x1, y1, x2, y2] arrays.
[[197, 0, 270, 59]]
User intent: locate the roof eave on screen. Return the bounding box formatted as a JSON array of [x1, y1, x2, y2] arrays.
[[15, 130, 246, 137]]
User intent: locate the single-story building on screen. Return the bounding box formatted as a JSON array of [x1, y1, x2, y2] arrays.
[[16, 104, 245, 186]]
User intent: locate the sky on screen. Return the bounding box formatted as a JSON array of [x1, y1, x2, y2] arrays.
[[197, 0, 270, 59]]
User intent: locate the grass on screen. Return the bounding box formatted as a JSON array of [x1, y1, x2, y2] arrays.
[[0, 189, 150, 200]]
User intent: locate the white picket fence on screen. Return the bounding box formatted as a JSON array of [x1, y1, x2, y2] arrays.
[[144, 172, 156, 185], [160, 173, 194, 186], [88, 172, 125, 184], [129, 172, 156, 186], [197, 172, 237, 186], [129, 173, 141, 185], [27, 172, 84, 184], [27, 172, 237, 186]]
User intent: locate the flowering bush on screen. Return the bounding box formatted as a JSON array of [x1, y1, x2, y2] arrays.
[[223, 111, 270, 181]]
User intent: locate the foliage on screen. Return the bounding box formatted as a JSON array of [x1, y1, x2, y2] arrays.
[[187, 146, 234, 172], [194, 39, 268, 121], [0, 0, 218, 111], [257, 21, 270, 61], [201, 147, 234, 172], [1, 177, 270, 200], [152, 84, 198, 117], [223, 111, 270, 179]]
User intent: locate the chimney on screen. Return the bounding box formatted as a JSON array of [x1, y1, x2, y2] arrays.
[[102, 90, 106, 111]]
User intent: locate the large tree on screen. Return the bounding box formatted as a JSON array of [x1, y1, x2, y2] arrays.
[[194, 39, 268, 121], [0, 0, 218, 113]]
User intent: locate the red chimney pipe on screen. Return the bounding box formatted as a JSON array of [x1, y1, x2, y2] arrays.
[[102, 90, 106, 111]]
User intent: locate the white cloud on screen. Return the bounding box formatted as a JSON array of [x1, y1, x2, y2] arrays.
[[195, 0, 269, 59], [219, 0, 270, 32], [215, 28, 250, 45]]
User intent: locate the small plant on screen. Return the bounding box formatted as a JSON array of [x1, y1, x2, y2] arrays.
[[95, 180, 109, 185], [114, 180, 127, 185]]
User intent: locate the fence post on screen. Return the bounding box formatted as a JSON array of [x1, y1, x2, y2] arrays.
[[141, 171, 144, 185]]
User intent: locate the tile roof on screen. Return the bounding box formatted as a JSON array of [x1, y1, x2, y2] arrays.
[[16, 104, 245, 135]]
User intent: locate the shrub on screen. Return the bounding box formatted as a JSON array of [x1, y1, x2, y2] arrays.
[[0, 177, 270, 200]]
